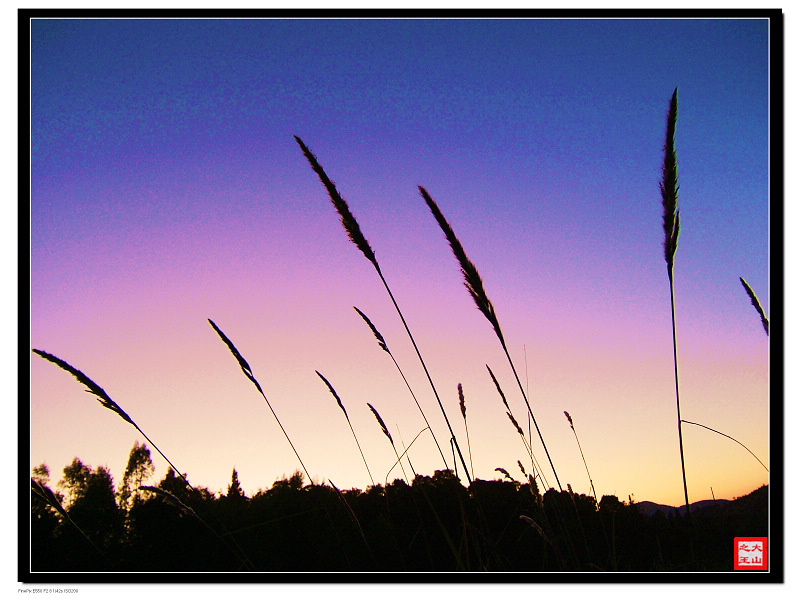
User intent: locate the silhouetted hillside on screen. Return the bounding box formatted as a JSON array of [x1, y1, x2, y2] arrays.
[[637, 498, 731, 517], [30, 462, 770, 572], [637, 486, 766, 518]]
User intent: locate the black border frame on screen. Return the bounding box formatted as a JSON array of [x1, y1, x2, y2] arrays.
[[19, 7, 785, 585]]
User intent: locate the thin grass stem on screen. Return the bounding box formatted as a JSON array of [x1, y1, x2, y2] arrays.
[[367, 402, 409, 483], [395, 425, 417, 476], [354, 306, 448, 468], [564, 411, 598, 503], [316, 370, 374, 486], [458, 383, 474, 478], [659, 88, 690, 518], [208, 319, 311, 484], [385, 427, 431, 484], [681, 419, 768, 472], [421, 186, 561, 490], [668, 275, 690, 516], [487, 364, 550, 490], [296, 136, 471, 483]]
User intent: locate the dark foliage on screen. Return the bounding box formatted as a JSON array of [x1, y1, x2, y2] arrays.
[[29, 456, 768, 572]]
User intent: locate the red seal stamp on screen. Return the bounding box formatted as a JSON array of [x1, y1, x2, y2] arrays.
[[734, 537, 768, 570]]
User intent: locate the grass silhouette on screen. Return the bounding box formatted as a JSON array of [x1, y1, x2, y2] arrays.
[[421, 186, 562, 492], [317, 370, 375, 487], [564, 411, 597, 503], [354, 306, 448, 468], [295, 135, 473, 484], [659, 88, 690, 518], [681, 419, 769, 473], [208, 318, 311, 484], [367, 402, 410, 482], [740, 276, 769, 336]]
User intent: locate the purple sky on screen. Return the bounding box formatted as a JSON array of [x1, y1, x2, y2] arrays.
[[29, 17, 771, 506]]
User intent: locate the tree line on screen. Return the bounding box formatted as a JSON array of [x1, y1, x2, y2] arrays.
[[30, 442, 767, 572]]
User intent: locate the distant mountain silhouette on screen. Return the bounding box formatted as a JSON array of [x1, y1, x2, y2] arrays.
[[636, 498, 730, 517], [636, 485, 766, 517]]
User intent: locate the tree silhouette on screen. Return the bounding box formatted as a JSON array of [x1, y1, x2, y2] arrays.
[[225, 467, 247, 502], [156, 467, 194, 504], [53, 463, 124, 569], [118, 441, 154, 512], [58, 458, 90, 508], [229, 468, 242, 497], [30, 464, 64, 570], [32, 464, 51, 488]]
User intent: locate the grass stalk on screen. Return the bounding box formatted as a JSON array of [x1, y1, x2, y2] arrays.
[[524, 345, 534, 459], [316, 370, 375, 486], [208, 319, 311, 484], [295, 135, 472, 483], [367, 402, 409, 482], [421, 186, 561, 491], [669, 278, 690, 514], [385, 427, 430, 484], [564, 411, 598, 503], [354, 306, 448, 468], [681, 419, 768, 472], [739, 276, 769, 336], [659, 88, 690, 518], [395, 425, 417, 476], [457, 383, 474, 478], [487, 364, 550, 490]]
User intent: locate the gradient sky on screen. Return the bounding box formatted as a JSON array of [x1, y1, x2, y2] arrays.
[[29, 17, 771, 507]]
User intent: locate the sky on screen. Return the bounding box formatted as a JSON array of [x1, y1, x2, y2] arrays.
[[28, 16, 772, 508]]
